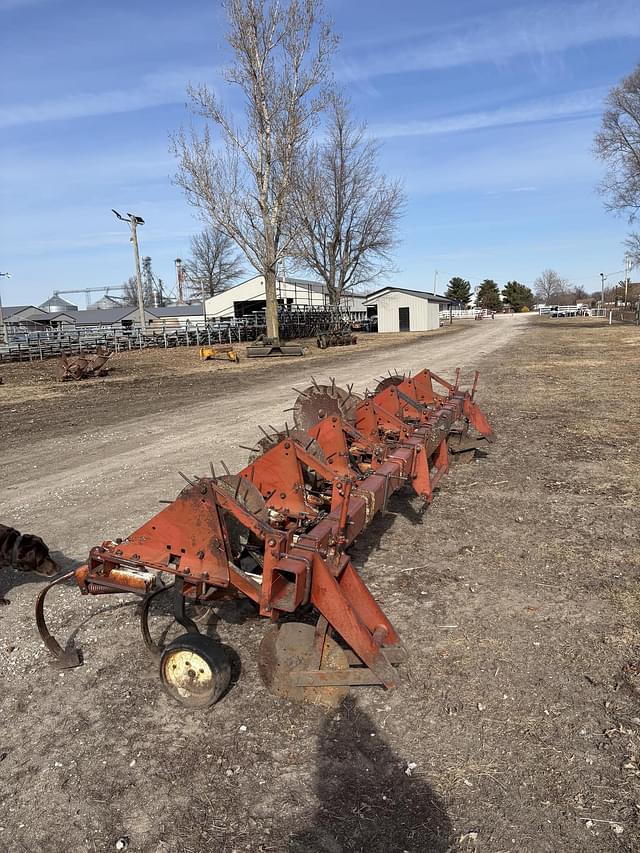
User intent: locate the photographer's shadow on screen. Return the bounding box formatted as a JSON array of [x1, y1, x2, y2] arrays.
[[289, 698, 452, 853]]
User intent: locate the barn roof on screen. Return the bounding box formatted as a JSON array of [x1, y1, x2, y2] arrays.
[[363, 287, 457, 304]]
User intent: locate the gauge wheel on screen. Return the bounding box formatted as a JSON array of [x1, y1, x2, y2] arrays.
[[159, 633, 230, 708]]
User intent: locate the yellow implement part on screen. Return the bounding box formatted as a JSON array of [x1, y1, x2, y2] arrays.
[[199, 345, 239, 363]]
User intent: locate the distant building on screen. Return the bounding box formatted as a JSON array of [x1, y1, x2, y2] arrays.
[[204, 275, 367, 320], [39, 294, 79, 313], [363, 288, 455, 333], [1, 303, 205, 334], [87, 294, 124, 310]]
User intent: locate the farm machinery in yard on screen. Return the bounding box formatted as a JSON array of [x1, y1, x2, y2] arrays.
[[36, 368, 493, 708]]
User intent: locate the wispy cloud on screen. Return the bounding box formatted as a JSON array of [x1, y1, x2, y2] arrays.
[[339, 0, 640, 81], [372, 87, 605, 139], [0, 0, 53, 10], [0, 66, 217, 128]]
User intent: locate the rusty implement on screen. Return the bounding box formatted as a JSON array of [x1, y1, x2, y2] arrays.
[[199, 345, 239, 363], [246, 336, 306, 358], [36, 367, 493, 709], [55, 347, 112, 382], [317, 329, 357, 349]]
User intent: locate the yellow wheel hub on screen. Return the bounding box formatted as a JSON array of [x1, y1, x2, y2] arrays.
[[162, 649, 214, 700]]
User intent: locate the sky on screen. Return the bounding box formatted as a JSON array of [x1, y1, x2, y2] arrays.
[[1, 0, 639, 307]]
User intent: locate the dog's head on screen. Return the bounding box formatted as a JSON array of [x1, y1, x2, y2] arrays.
[[17, 535, 59, 577]]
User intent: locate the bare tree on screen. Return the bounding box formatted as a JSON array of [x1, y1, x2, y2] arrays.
[[624, 232, 640, 268], [534, 269, 569, 304], [185, 228, 245, 300], [595, 65, 640, 264], [122, 275, 154, 307], [595, 65, 640, 219], [173, 0, 337, 340], [291, 93, 405, 307]]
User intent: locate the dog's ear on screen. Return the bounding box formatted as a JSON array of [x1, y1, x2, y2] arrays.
[[19, 542, 40, 571], [18, 534, 48, 571]]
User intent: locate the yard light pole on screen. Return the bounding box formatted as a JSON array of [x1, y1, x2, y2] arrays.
[[0, 271, 10, 345], [600, 272, 606, 312], [113, 210, 146, 330]]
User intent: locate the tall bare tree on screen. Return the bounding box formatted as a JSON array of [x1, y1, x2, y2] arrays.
[[624, 232, 640, 267], [122, 275, 154, 307], [185, 228, 245, 300], [291, 93, 404, 307], [595, 65, 640, 263], [534, 269, 569, 304], [173, 0, 337, 339]]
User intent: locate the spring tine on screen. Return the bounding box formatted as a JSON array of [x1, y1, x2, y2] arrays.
[[234, 477, 241, 499], [310, 375, 321, 390], [220, 460, 231, 475], [331, 377, 336, 395], [178, 471, 196, 486], [239, 444, 261, 452], [210, 461, 217, 482], [268, 424, 279, 435], [258, 424, 272, 439], [285, 422, 290, 436], [292, 387, 311, 398], [283, 407, 296, 413], [159, 499, 173, 504]]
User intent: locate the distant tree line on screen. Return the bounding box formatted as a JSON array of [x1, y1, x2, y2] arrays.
[[444, 276, 535, 312], [444, 270, 606, 312]]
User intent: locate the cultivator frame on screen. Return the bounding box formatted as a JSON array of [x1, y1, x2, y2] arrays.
[[36, 367, 493, 707]]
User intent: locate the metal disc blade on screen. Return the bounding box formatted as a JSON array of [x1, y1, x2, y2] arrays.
[[293, 385, 355, 430], [216, 474, 269, 560], [374, 374, 406, 394]]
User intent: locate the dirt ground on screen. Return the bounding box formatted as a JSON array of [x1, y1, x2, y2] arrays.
[[1, 315, 639, 853]]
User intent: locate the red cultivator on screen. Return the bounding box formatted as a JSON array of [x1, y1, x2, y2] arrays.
[[36, 368, 493, 708]]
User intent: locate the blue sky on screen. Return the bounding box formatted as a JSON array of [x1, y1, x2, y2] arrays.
[[1, 0, 639, 307]]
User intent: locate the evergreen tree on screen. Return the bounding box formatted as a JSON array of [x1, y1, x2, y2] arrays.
[[502, 280, 534, 312], [476, 279, 502, 311], [445, 276, 471, 307]]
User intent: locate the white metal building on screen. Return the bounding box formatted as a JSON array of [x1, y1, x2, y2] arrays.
[[363, 288, 454, 333], [204, 275, 367, 320]]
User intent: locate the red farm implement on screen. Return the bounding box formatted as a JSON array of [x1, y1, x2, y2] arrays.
[[36, 368, 493, 708]]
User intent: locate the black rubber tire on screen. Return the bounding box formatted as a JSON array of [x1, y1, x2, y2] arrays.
[[159, 633, 231, 709]]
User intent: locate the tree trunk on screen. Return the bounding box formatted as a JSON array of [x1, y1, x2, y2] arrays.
[[264, 266, 279, 340]]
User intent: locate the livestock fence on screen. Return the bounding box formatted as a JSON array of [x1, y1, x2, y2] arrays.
[[0, 306, 352, 364]]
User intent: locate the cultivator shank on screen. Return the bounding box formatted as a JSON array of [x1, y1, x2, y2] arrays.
[[37, 366, 493, 708]]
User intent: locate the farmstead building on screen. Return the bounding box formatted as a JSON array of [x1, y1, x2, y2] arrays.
[[363, 288, 455, 333]]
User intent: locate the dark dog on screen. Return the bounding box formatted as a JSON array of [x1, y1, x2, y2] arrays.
[[0, 523, 59, 604]]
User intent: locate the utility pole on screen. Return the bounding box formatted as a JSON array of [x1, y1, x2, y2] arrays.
[[112, 210, 146, 329], [0, 272, 10, 345], [600, 272, 606, 312], [625, 257, 631, 305], [175, 258, 185, 304]]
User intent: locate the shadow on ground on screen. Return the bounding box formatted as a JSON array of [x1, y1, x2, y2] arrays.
[[289, 698, 453, 853]]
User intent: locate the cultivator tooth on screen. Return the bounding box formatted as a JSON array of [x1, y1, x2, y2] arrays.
[[36, 364, 493, 709]]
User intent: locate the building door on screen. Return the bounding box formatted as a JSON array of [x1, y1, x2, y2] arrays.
[[398, 306, 410, 331]]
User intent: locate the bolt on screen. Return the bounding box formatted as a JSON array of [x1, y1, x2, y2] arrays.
[[202, 572, 209, 580], [200, 486, 208, 495], [268, 539, 276, 547], [280, 492, 286, 499], [183, 568, 191, 575], [196, 550, 205, 559], [284, 441, 291, 449]]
